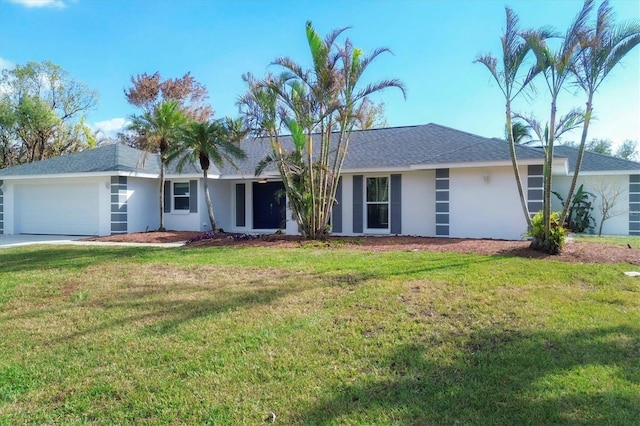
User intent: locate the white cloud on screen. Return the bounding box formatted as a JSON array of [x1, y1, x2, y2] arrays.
[[8, 0, 67, 8], [0, 57, 15, 71], [93, 118, 128, 138]]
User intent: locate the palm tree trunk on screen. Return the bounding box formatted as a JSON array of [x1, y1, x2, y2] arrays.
[[202, 168, 216, 231], [543, 101, 558, 248], [560, 95, 593, 225], [159, 163, 166, 231], [505, 103, 533, 229]]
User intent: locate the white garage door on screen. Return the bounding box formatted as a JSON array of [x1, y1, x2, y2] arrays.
[[15, 183, 100, 235]]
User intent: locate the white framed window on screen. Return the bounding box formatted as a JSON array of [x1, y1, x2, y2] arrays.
[[173, 182, 190, 211], [366, 176, 389, 230]]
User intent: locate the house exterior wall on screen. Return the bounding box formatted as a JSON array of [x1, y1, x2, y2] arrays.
[[331, 171, 434, 237], [449, 166, 529, 240], [207, 179, 232, 232], [127, 177, 160, 233], [164, 178, 201, 232], [401, 170, 435, 236], [552, 174, 631, 236]]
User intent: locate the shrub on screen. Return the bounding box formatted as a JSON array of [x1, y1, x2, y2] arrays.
[[527, 211, 567, 254]]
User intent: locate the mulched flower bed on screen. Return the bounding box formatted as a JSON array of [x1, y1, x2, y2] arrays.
[[84, 231, 640, 265]]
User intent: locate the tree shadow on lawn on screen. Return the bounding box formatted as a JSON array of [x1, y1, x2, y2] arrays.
[[0, 246, 152, 273], [301, 325, 640, 424], [52, 255, 490, 343]]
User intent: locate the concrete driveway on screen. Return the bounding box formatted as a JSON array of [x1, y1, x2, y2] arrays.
[[0, 234, 185, 249], [0, 234, 85, 249]]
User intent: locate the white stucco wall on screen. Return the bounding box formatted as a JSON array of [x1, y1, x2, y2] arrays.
[[333, 171, 434, 237], [401, 170, 435, 236], [449, 166, 529, 240], [163, 179, 202, 232], [207, 179, 232, 232], [127, 177, 160, 233], [553, 174, 630, 235]]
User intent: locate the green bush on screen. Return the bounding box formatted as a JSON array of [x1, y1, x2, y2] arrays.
[[527, 211, 567, 254]]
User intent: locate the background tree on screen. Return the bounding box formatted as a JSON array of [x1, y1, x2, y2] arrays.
[[564, 138, 639, 160], [167, 117, 247, 231], [475, 8, 553, 230], [0, 60, 98, 168], [615, 140, 638, 161], [586, 138, 613, 155], [238, 21, 405, 239], [560, 0, 640, 225], [127, 100, 188, 231], [356, 99, 388, 129], [125, 71, 212, 123], [593, 181, 626, 236]]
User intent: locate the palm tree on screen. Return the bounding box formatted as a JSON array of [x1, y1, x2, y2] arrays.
[[239, 21, 405, 239], [526, 0, 593, 252], [127, 100, 188, 231], [560, 0, 640, 225], [475, 7, 552, 230], [514, 109, 585, 148], [509, 121, 532, 145], [167, 118, 247, 231]]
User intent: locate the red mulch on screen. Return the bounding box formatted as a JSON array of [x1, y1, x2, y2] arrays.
[[83, 231, 640, 265]]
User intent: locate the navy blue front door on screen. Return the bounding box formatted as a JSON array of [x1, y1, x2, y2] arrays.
[[252, 182, 285, 229]]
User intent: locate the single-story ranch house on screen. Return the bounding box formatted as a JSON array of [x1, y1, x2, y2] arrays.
[[0, 123, 638, 239]]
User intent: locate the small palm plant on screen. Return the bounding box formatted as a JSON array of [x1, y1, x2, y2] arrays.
[[167, 118, 247, 231]]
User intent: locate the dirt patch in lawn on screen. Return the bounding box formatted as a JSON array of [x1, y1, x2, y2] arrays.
[[83, 231, 640, 265]]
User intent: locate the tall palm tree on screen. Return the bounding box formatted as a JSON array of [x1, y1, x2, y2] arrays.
[[128, 100, 188, 231], [239, 21, 405, 239], [560, 0, 640, 224], [526, 0, 593, 251], [475, 7, 552, 230], [167, 118, 247, 231]]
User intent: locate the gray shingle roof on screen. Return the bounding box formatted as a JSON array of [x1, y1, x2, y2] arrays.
[[553, 145, 640, 173], [0, 143, 210, 177], [221, 123, 547, 175], [2, 124, 636, 178]]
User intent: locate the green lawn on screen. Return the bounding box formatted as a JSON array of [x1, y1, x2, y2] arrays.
[[572, 234, 640, 248], [1, 245, 639, 424]]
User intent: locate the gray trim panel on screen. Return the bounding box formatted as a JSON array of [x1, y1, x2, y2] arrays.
[[189, 180, 198, 213], [353, 175, 363, 233], [435, 168, 450, 236], [528, 165, 543, 175], [235, 183, 246, 227], [332, 178, 342, 233], [390, 174, 401, 234]]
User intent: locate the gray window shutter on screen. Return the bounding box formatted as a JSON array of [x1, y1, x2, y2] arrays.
[[236, 183, 246, 227], [163, 180, 171, 213], [390, 174, 402, 234], [353, 175, 363, 233], [332, 177, 342, 233], [189, 180, 198, 213]]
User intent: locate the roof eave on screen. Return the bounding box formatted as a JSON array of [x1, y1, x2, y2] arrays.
[[0, 171, 160, 180]]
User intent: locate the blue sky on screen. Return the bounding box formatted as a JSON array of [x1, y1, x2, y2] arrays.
[[1, 0, 639, 148]]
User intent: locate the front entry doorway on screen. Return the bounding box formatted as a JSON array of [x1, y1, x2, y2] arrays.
[[252, 181, 286, 230]]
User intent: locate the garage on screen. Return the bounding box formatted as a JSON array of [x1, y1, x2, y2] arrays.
[[14, 182, 100, 235]]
